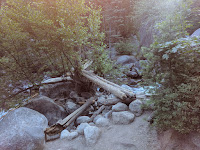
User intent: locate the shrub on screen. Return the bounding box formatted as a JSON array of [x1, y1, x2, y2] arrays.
[[142, 37, 200, 133], [115, 41, 137, 55]]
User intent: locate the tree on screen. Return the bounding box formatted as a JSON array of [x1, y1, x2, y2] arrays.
[[0, 0, 111, 108], [91, 0, 134, 47]]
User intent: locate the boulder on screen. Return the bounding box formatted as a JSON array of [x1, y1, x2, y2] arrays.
[[39, 81, 74, 99], [129, 100, 143, 117], [112, 111, 135, 124], [65, 101, 80, 114], [93, 115, 103, 123], [97, 95, 121, 106], [128, 79, 138, 86], [116, 55, 137, 65], [84, 126, 101, 146], [112, 102, 128, 112], [76, 116, 91, 125], [24, 96, 68, 125], [77, 123, 90, 135], [0, 107, 48, 150], [126, 71, 139, 79], [191, 28, 200, 37], [60, 130, 79, 140], [94, 117, 110, 127]]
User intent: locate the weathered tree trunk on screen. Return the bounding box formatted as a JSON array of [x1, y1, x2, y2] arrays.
[[82, 70, 127, 99], [82, 70, 136, 100], [58, 97, 95, 127]]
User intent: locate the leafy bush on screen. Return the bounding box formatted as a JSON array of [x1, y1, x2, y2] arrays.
[[142, 37, 200, 133], [115, 41, 136, 55]]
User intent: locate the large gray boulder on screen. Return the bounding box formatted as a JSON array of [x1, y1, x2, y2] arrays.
[[116, 55, 137, 65], [39, 80, 74, 99], [0, 107, 48, 150], [112, 111, 135, 124], [24, 96, 68, 125]]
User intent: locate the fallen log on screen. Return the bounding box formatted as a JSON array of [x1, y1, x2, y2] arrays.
[[82, 70, 127, 100], [44, 97, 95, 141], [82, 70, 136, 100]]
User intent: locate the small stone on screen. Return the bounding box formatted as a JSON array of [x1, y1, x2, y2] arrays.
[[126, 71, 139, 79], [95, 117, 110, 127], [76, 116, 91, 125], [93, 115, 103, 123], [84, 126, 101, 146], [89, 122, 95, 126], [97, 96, 121, 106], [65, 101, 79, 114], [77, 123, 90, 135], [69, 131, 79, 140], [129, 100, 143, 117], [112, 111, 135, 124], [128, 79, 138, 86], [112, 102, 128, 112], [60, 130, 78, 140]]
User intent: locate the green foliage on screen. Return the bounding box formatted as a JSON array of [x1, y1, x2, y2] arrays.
[[115, 41, 136, 55], [142, 37, 200, 133], [0, 0, 113, 108], [154, 0, 193, 43]]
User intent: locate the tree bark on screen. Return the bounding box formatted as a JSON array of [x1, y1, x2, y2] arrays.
[[82, 70, 127, 99], [82, 70, 136, 100]]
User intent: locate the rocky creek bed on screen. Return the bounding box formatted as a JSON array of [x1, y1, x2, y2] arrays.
[[1, 75, 200, 150], [0, 75, 156, 150]]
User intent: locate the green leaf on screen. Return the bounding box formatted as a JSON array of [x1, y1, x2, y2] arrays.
[[162, 54, 169, 60], [172, 47, 178, 53]]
